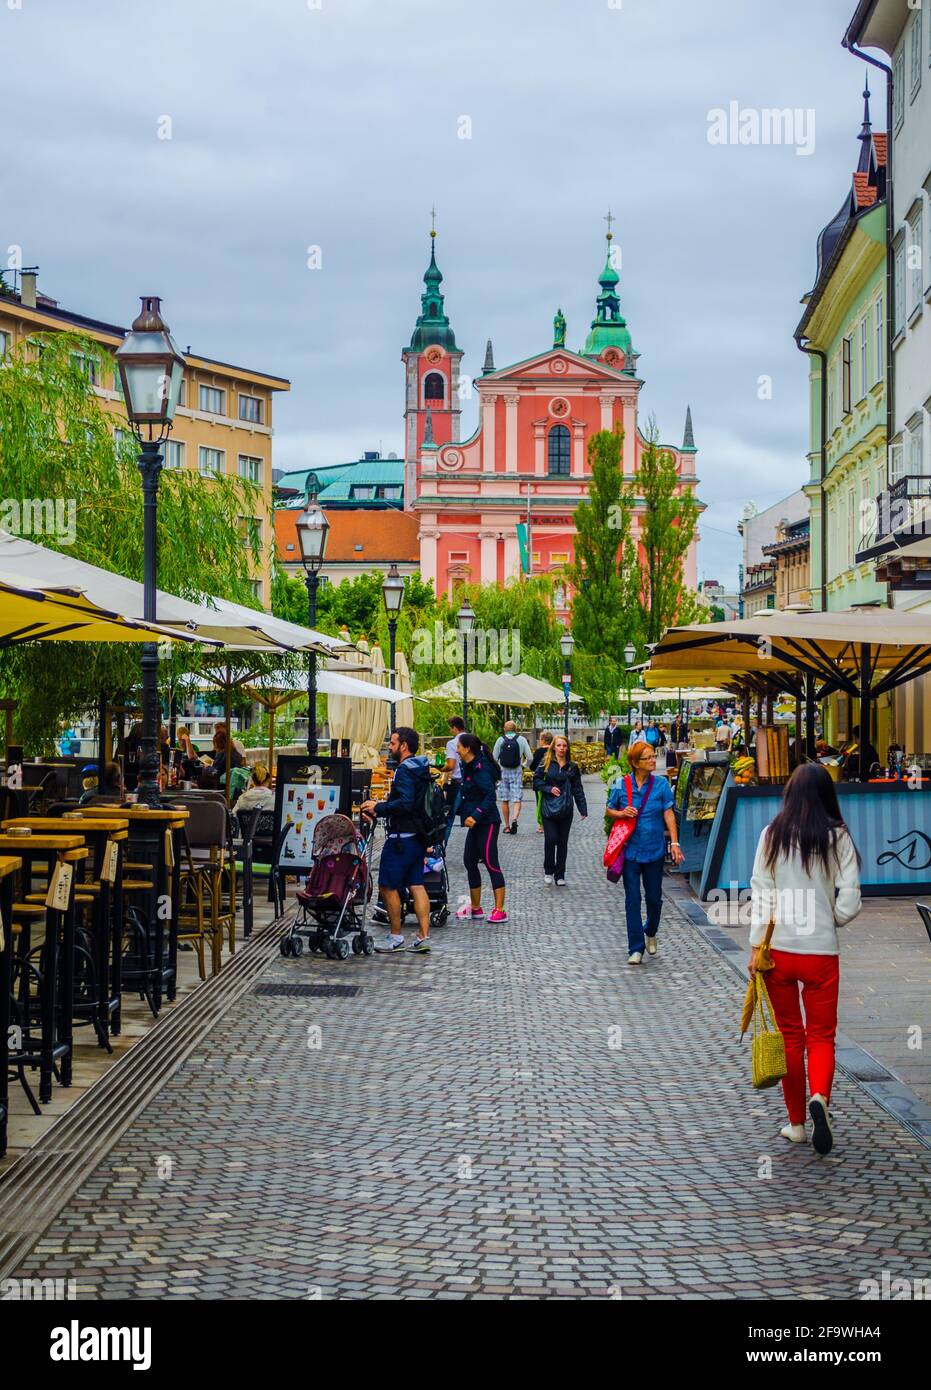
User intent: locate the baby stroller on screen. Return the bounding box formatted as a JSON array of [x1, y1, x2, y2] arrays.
[[280, 813, 375, 960], [371, 834, 450, 931]]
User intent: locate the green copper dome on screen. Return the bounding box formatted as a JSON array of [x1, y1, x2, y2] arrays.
[[407, 236, 459, 353], [582, 246, 633, 365]]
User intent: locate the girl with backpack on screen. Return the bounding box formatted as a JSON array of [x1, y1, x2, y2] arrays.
[[455, 733, 508, 924], [532, 734, 587, 887]]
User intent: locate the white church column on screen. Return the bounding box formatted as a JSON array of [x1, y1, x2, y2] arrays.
[[599, 393, 613, 431], [482, 393, 497, 472], [504, 394, 520, 472], [572, 422, 586, 477], [419, 525, 439, 590], [479, 530, 498, 584], [504, 533, 520, 582], [622, 398, 636, 473]]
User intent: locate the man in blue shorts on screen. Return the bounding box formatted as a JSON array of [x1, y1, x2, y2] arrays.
[[361, 726, 433, 954]]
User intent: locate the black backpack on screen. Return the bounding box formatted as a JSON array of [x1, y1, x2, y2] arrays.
[[498, 735, 521, 769], [412, 773, 448, 846]]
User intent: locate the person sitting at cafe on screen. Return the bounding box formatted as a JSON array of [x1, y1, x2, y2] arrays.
[[840, 737, 880, 779], [176, 726, 201, 781], [203, 728, 243, 785], [233, 762, 274, 813], [79, 761, 122, 805]]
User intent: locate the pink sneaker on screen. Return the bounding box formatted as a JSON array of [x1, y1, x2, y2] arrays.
[[457, 904, 484, 920], [488, 908, 508, 924]]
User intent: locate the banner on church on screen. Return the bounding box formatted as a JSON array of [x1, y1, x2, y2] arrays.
[[516, 523, 530, 574]]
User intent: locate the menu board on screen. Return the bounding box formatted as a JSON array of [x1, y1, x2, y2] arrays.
[[272, 755, 352, 872]]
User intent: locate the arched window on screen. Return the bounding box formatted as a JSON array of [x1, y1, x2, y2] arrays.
[[548, 424, 570, 476], [424, 372, 445, 403]]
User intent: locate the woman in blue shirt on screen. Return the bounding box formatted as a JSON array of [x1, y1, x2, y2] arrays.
[[606, 740, 684, 964]]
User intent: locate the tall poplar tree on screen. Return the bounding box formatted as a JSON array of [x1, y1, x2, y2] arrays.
[[629, 428, 700, 644]]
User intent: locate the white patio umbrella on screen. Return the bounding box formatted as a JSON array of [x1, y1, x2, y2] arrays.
[[393, 649, 415, 729]]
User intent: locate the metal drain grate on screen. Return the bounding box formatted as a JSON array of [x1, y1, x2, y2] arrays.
[[253, 983, 362, 998]]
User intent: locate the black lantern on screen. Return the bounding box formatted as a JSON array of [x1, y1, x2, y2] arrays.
[[298, 486, 329, 756], [457, 599, 476, 726], [117, 296, 185, 436], [382, 563, 405, 692]]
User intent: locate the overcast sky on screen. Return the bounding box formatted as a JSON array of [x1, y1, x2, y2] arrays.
[[3, 0, 875, 590]]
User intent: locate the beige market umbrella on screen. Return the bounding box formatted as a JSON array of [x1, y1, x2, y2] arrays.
[[393, 648, 415, 729]]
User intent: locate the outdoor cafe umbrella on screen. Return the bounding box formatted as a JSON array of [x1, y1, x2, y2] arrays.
[[0, 570, 222, 650], [644, 608, 931, 767], [393, 648, 415, 729], [420, 670, 581, 706]]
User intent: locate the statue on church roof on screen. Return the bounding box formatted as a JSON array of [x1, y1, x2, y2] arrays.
[[553, 307, 566, 349]]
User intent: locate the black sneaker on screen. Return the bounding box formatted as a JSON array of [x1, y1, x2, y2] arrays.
[[809, 1095, 833, 1155], [509, 823, 518, 834]]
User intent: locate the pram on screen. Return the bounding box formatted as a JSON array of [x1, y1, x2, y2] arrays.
[[371, 833, 450, 931], [280, 813, 375, 960]]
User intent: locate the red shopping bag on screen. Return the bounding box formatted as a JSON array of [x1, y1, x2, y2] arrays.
[[604, 775, 655, 881]]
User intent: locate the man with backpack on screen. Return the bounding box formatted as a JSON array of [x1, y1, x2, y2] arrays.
[[361, 726, 440, 954], [493, 720, 532, 834]]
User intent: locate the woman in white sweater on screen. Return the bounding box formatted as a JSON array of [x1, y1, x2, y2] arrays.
[[750, 763, 862, 1155]]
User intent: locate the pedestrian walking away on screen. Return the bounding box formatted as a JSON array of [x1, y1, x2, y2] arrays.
[[749, 762, 862, 1154], [603, 715, 624, 760], [532, 733, 587, 887], [443, 715, 467, 824], [529, 729, 554, 833], [493, 719, 532, 833], [606, 739, 683, 964], [361, 726, 434, 954], [456, 732, 508, 923]]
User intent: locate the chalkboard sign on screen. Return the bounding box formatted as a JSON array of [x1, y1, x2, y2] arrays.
[[272, 754, 352, 872]]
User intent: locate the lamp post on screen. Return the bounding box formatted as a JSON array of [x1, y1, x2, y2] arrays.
[[457, 599, 476, 728], [381, 563, 405, 692], [560, 630, 575, 740], [623, 641, 636, 722], [116, 296, 185, 806], [296, 484, 330, 757]]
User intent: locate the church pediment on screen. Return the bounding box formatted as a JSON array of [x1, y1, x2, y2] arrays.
[[482, 348, 628, 385]]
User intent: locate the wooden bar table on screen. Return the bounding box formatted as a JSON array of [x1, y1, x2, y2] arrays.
[[2, 816, 129, 1044], [0, 832, 85, 1101], [0, 854, 23, 1157], [79, 807, 189, 1010]]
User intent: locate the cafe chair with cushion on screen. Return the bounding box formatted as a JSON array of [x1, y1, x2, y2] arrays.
[[176, 799, 235, 976]]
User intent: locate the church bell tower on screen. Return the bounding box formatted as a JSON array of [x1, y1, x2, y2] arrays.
[[402, 219, 463, 507]]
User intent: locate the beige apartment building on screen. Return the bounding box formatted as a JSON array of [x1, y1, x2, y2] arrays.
[[0, 268, 289, 605]]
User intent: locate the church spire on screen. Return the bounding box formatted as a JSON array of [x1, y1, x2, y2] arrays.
[[682, 405, 696, 452], [857, 76, 873, 173], [407, 214, 458, 353], [482, 338, 495, 374], [582, 211, 634, 366]]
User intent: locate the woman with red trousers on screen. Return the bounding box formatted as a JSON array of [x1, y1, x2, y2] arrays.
[[750, 763, 862, 1155]]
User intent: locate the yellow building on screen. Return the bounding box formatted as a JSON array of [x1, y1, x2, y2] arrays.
[[0, 269, 290, 605]]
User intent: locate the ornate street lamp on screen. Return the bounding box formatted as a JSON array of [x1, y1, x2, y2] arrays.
[[560, 630, 575, 740], [381, 563, 405, 692], [623, 641, 637, 723], [296, 483, 330, 757], [116, 296, 186, 805], [456, 598, 476, 727]]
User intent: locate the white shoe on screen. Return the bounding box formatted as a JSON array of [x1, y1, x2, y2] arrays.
[[809, 1094, 834, 1155], [374, 933, 405, 953], [543, 874, 553, 885], [627, 951, 642, 965], [645, 937, 657, 955], [780, 1123, 807, 1144], [554, 878, 566, 888]]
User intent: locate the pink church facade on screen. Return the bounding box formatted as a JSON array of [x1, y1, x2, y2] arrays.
[[403, 233, 702, 615]]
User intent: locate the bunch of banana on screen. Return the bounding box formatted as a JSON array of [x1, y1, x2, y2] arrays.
[[731, 754, 756, 784]]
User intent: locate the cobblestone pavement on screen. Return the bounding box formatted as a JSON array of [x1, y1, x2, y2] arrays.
[[9, 778, 931, 1299]]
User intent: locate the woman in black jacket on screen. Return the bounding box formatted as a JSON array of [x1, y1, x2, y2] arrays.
[[456, 733, 507, 924], [532, 734, 588, 886]]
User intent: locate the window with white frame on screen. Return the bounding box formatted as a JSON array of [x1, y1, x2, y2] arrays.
[[911, 11, 922, 95], [0, 330, 9, 360], [894, 48, 905, 128], [889, 437, 904, 484], [70, 351, 99, 385], [198, 446, 224, 476], [906, 415, 924, 476], [827, 355, 836, 432], [237, 454, 262, 484], [198, 384, 225, 415], [847, 488, 855, 567], [859, 316, 868, 400], [874, 296, 884, 381], [842, 336, 852, 414], [238, 394, 263, 424], [907, 205, 923, 317], [239, 517, 262, 547], [165, 440, 185, 470], [894, 235, 906, 333]]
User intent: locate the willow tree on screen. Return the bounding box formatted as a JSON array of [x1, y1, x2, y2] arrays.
[[0, 332, 267, 750]]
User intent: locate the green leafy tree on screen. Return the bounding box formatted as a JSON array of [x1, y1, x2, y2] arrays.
[[629, 427, 700, 645], [0, 333, 267, 750]]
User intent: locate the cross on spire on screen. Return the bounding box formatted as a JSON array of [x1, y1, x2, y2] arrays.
[[430, 204, 437, 239], [603, 207, 616, 242]]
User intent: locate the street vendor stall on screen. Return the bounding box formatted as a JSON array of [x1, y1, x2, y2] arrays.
[[644, 609, 931, 898]]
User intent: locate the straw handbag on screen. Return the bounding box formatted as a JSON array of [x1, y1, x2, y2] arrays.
[[750, 972, 787, 1089]]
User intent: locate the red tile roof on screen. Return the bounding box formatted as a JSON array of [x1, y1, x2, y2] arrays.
[[853, 172, 877, 209], [872, 133, 887, 168], [275, 507, 419, 564]]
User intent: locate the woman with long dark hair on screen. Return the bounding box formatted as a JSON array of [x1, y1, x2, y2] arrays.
[[750, 762, 862, 1155], [456, 733, 507, 924], [532, 733, 587, 886]]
